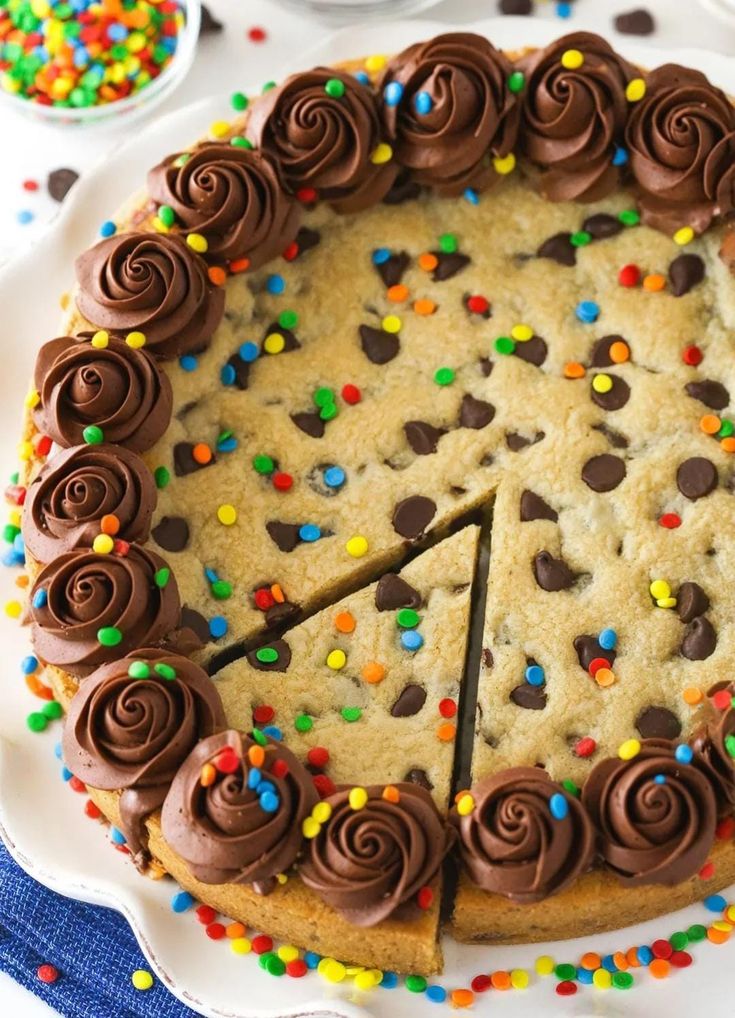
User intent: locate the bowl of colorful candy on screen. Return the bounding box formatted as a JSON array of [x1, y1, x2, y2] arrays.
[[0, 0, 200, 127]]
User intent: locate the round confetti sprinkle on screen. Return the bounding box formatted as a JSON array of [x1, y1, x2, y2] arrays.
[[345, 535, 368, 558], [131, 970, 153, 991], [36, 964, 59, 984], [576, 300, 600, 323], [434, 367, 455, 386]]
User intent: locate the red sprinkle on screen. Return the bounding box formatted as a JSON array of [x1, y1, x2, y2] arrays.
[[286, 959, 308, 978], [206, 922, 226, 940], [556, 980, 577, 996], [313, 773, 336, 798], [574, 736, 597, 758], [196, 904, 217, 925], [251, 934, 273, 955], [248, 26, 267, 42], [112, 539, 130, 557], [5, 483, 26, 505], [254, 588, 275, 611], [307, 746, 330, 769], [659, 512, 682, 529], [618, 264, 641, 287], [33, 433, 52, 457], [36, 964, 59, 984], [699, 860, 715, 880], [416, 886, 433, 910], [69, 775, 86, 793], [652, 939, 673, 960], [467, 295, 489, 315], [84, 799, 101, 819], [253, 704, 275, 724], [214, 749, 240, 774], [271, 758, 289, 779], [712, 690, 732, 711], [23, 179, 39, 192], [341, 383, 361, 405], [471, 974, 492, 993], [296, 187, 317, 204], [682, 344, 703, 366], [439, 698, 457, 718], [670, 951, 692, 968], [716, 816, 735, 840], [588, 657, 611, 677], [272, 472, 293, 492], [282, 241, 299, 262]]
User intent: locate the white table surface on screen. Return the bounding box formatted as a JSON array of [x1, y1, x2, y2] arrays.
[[2, 0, 735, 1013]]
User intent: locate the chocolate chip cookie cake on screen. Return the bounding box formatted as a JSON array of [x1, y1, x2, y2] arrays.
[[15, 28, 735, 977]]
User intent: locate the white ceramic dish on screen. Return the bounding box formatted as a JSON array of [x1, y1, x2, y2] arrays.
[[700, 0, 735, 27], [1, 15, 735, 1018]]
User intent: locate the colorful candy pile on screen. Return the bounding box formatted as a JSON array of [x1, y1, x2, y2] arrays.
[[0, 0, 185, 108]]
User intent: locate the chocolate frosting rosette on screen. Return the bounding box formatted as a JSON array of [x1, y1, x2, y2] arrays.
[[23, 443, 156, 563], [450, 767, 596, 902], [147, 144, 301, 267], [246, 68, 398, 213], [582, 738, 717, 885], [692, 684, 735, 817], [380, 32, 519, 196], [63, 649, 226, 859], [32, 335, 172, 452], [519, 32, 635, 202], [626, 65, 735, 233], [29, 545, 181, 677], [75, 232, 225, 359], [161, 729, 318, 890], [299, 783, 454, 926]]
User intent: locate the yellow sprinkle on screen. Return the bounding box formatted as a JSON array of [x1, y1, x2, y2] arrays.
[[649, 579, 671, 601], [657, 596, 677, 609], [125, 331, 146, 349], [511, 969, 529, 990], [535, 955, 555, 977], [370, 142, 393, 165], [326, 648, 346, 670], [210, 119, 231, 138], [186, 233, 208, 254], [593, 968, 612, 989], [91, 330, 109, 348], [618, 738, 641, 761], [263, 332, 285, 354], [217, 504, 237, 526], [312, 801, 332, 824], [152, 217, 169, 233], [713, 920, 733, 932], [354, 971, 378, 990], [131, 970, 153, 991], [456, 793, 475, 816], [561, 49, 584, 70], [24, 389, 40, 409], [674, 226, 695, 246], [9, 510, 20, 527], [276, 872, 288, 885], [382, 314, 401, 333], [349, 786, 368, 810], [18, 441, 33, 462], [592, 373, 613, 394], [345, 535, 368, 558], [230, 937, 251, 955], [726, 905, 735, 923], [493, 152, 516, 175], [4, 600, 21, 619], [92, 534, 114, 555], [364, 54, 386, 73], [322, 959, 346, 983], [302, 816, 321, 839], [278, 945, 299, 963], [511, 323, 533, 342], [626, 78, 646, 102]]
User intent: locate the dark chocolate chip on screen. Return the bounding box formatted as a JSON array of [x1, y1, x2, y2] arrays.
[[47, 167, 79, 202], [510, 683, 547, 709], [479, 357, 493, 377], [199, 3, 224, 33], [506, 430, 544, 451], [359, 324, 400, 364], [582, 213, 624, 239], [513, 334, 547, 367], [430, 251, 470, 281], [392, 495, 436, 540], [669, 253, 705, 297], [291, 411, 325, 438], [590, 335, 629, 367], [266, 521, 301, 552], [677, 581, 710, 623], [574, 635, 616, 670], [391, 684, 427, 717], [383, 171, 422, 205], [173, 442, 215, 476], [591, 422, 630, 449], [404, 420, 447, 455], [685, 379, 730, 411], [533, 551, 575, 591], [614, 8, 655, 34], [681, 616, 717, 660], [636, 705, 681, 740], [405, 767, 433, 790], [375, 573, 421, 611], [677, 457, 718, 500], [590, 374, 630, 411], [537, 232, 575, 267], [482, 647, 494, 668], [180, 606, 210, 644], [294, 226, 320, 255], [225, 352, 251, 389], [499, 0, 533, 13], [374, 251, 410, 288], [247, 639, 292, 672], [582, 453, 626, 492], [520, 489, 558, 522], [151, 516, 190, 552], [459, 393, 495, 429], [265, 601, 300, 627], [262, 322, 299, 352]]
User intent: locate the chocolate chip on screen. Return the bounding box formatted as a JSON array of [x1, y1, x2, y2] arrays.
[[582, 453, 626, 492], [359, 324, 400, 364], [499, 0, 533, 12], [533, 551, 575, 591], [173, 442, 215, 476], [180, 606, 210, 644], [225, 352, 251, 389], [510, 683, 547, 709], [459, 394, 495, 429], [537, 232, 576, 267], [479, 357, 493, 377], [263, 322, 299, 352], [265, 601, 300, 627], [677, 457, 718, 500], [294, 226, 321, 255], [199, 3, 224, 33], [574, 635, 616, 670], [391, 684, 427, 717], [685, 379, 730, 411], [513, 334, 547, 367], [392, 495, 436, 539], [266, 521, 301, 552], [614, 8, 655, 34], [582, 213, 624, 239], [404, 767, 433, 790], [636, 706, 681, 740], [506, 430, 544, 451], [681, 616, 717, 660], [151, 516, 190, 552], [291, 411, 325, 438], [430, 251, 470, 281], [374, 251, 410, 287], [47, 167, 79, 202], [590, 374, 630, 411], [520, 489, 558, 522], [375, 573, 421, 611], [247, 639, 292, 672], [677, 581, 710, 623], [383, 172, 422, 205], [669, 253, 705, 297], [482, 647, 494, 668], [590, 335, 629, 367], [592, 422, 629, 449], [404, 420, 446, 455]]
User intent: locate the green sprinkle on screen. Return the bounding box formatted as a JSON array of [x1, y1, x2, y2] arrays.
[[687, 924, 707, 942], [507, 70, 525, 94], [230, 137, 253, 149], [396, 608, 420, 629], [253, 454, 275, 475], [154, 466, 170, 489], [405, 975, 427, 993], [313, 387, 336, 408], [570, 230, 592, 247], [561, 778, 579, 797], [158, 205, 175, 228], [173, 153, 191, 167], [231, 91, 249, 112], [669, 931, 689, 950], [438, 232, 457, 254], [3, 523, 20, 543], [154, 568, 170, 589], [341, 707, 362, 723], [128, 661, 151, 679], [325, 78, 345, 99], [256, 646, 279, 664], [278, 309, 298, 330], [434, 367, 455, 386], [619, 209, 640, 226], [154, 663, 177, 681], [211, 580, 232, 600], [83, 425, 104, 445], [265, 954, 286, 977], [42, 700, 62, 720], [98, 626, 122, 648], [612, 971, 633, 990], [725, 733, 735, 759], [10, 471, 18, 484], [495, 336, 515, 355], [262, 80, 276, 93], [319, 402, 338, 421], [252, 727, 267, 746], [27, 711, 47, 733], [554, 963, 576, 981], [294, 713, 313, 732], [718, 418, 734, 438]]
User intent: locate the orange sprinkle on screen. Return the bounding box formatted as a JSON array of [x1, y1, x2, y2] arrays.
[[490, 971, 511, 991], [580, 952, 601, 970], [594, 667, 615, 688], [229, 257, 251, 274], [208, 266, 227, 286], [683, 686, 704, 706], [418, 252, 438, 272], [382, 785, 400, 803], [200, 763, 216, 787], [707, 925, 730, 945], [626, 946, 641, 968], [248, 745, 265, 768], [387, 284, 409, 303], [16, 574, 29, 588], [450, 989, 474, 1008], [700, 414, 721, 435], [613, 951, 628, 971], [564, 361, 585, 379], [609, 340, 630, 364], [437, 722, 456, 742], [721, 437, 735, 453], [270, 583, 285, 604], [643, 273, 666, 292], [413, 298, 436, 316], [334, 611, 356, 634], [226, 921, 246, 939], [25, 674, 53, 700], [192, 443, 212, 465], [362, 661, 385, 684], [100, 514, 120, 536], [649, 959, 670, 979]]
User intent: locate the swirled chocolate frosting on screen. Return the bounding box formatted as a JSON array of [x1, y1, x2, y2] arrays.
[[161, 729, 318, 889], [75, 232, 225, 358], [147, 144, 301, 267], [63, 649, 225, 860], [451, 767, 596, 902], [519, 32, 634, 202], [29, 545, 181, 677], [582, 738, 717, 885], [626, 65, 735, 233], [32, 335, 172, 452], [380, 32, 519, 196], [23, 443, 156, 563], [299, 783, 453, 926], [246, 68, 398, 213], [692, 690, 735, 816]]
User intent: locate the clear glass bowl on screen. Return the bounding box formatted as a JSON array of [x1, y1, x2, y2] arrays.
[[0, 0, 201, 129]]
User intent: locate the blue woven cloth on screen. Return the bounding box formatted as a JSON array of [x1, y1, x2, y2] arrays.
[[0, 840, 198, 1018]]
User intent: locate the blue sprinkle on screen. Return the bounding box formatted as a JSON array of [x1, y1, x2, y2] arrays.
[[266, 274, 285, 295], [61, 766, 72, 782], [216, 436, 237, 453], [110, 827, 126, 845], [262, 725, 282, 741], [577, 967, 594, 985], [601, 954, 618, 973], [204, 567, 219, 583], [259, 790, 280, 813], [256, 780, 276, 797], [575, 300, 600, 324], [73, 48, 89, 68], [549, 792, 568, 820], [54, 742, 62, 760], [247, 767, 262, 790], [705, 894, 727, 913], [2, 548, 21, 567], [653, 774, 666, 785], [354, 71, 370, 86], [612, 146, 629, 167], [304, 951, 321, 969], [380, 972, 399, 989], [556, 1, 572, 16], [13, 533, 24, 553], [220, 363, 236, 386], [239, 341, 259, 363], [99, 220, 116, 237], [17, 209, 34, 225], [401, 630, 424, 652], [372, 247, 391, 265], [425, 985, 447, 1002], [525, 664, 545, 686], [414, 90, 433, 116], [324, 466, 345, 488], [21, 655, 38, 675], [463, 187, 479, 205], [383, 81, 404, 107], [675, 744, 693, 765], [209, 616, 227, 639], [636, 946, 653, 965], [299, 523, 321, 543], [598, 627, 617, 650], [107, 23, 129, 41], [179, 354, 198, 372], [32, 588, 47, 610], [171, 890, 194, 913]]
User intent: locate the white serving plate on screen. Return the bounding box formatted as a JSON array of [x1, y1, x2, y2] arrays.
[[1, 15, 734, 1018]]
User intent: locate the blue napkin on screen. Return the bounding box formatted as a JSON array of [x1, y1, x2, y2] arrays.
[[0, 840, 198, 1018]]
